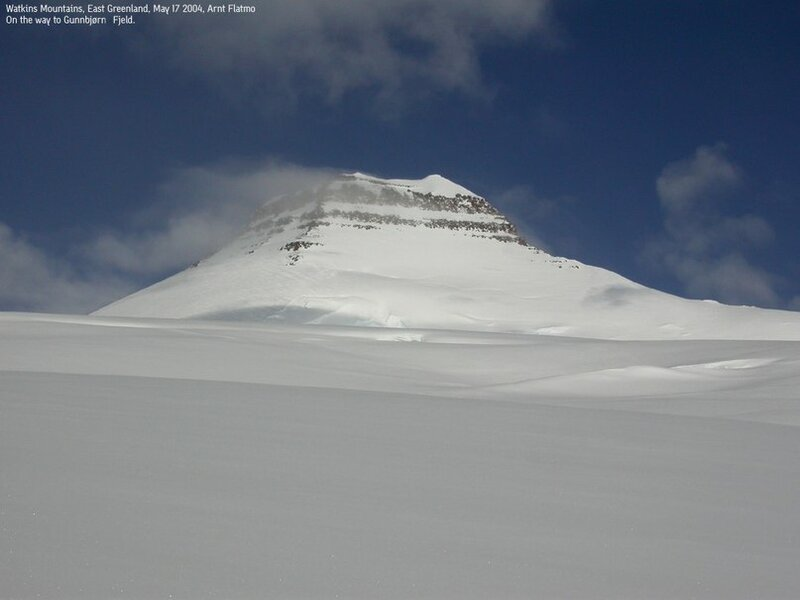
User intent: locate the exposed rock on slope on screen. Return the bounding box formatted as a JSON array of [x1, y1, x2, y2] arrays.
[[95, 172, 800, 340]]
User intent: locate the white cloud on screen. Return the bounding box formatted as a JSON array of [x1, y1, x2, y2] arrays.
[[646, 144, 783, 308], [1, 161, 334, 314], [0, 223, 134, 313], [658, 252, 780, 308], [83, 161, 334, 275], [142, 0, 554, 107], [656, 143, 741, 213]]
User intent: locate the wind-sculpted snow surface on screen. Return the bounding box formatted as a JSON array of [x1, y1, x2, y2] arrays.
[[2, 312, 800, 598], [95, 172, 800, 340]]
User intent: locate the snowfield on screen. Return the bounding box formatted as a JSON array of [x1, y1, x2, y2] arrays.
[[2, 311, 800, 599]]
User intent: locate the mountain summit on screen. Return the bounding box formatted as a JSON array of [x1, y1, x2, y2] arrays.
[[95, 172, 800, 339]]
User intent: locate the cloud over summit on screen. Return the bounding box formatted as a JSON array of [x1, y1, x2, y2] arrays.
[[0, 162, 334, 313]]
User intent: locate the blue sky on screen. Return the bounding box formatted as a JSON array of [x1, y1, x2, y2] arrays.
[[2, 0, 799, 312]]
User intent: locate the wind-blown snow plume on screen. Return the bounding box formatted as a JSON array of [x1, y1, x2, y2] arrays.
[[494, 183, 582, 257], [82, 161, 334, 276], [0, 161, 333, 313]]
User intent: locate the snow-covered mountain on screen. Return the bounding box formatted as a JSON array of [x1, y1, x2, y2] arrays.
[[8, 173, 800, 597], [96, 172, 800, 340]]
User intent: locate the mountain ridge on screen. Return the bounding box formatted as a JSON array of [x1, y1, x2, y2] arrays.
[[95, 172, 800, 340]]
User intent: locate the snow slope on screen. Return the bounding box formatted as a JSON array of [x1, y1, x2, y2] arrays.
[[3, 312, 800, 598], [95, 172, 800, 340]]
